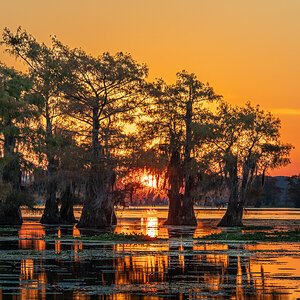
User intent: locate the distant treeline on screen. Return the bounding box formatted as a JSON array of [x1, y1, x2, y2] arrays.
[[130, 176, 300, 208], [250, 175, 300, 208]]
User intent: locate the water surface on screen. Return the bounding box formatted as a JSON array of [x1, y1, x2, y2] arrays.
[[0, 207, 299, 299]]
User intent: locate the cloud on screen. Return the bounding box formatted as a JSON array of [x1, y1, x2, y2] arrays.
[[270, 108, 300, 115]]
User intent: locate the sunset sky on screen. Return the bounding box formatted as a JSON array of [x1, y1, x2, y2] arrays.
[[0, 0, 299, 176]]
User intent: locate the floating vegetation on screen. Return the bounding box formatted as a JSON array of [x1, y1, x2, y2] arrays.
[[79, 232, 163, 242], [0, 227, 17, 232], [240, 225, 274, 230], [42, 232, 163, 242], [0, 212, 300, 299], [197, 229, 300, 242]]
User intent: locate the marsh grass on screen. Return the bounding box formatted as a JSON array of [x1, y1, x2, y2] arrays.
[[197, 229, 300, 242], [0, 227, 17, 232], [79, 232, 161, 241], [43, 232, 163, 242], [240, 225, 274, 230]]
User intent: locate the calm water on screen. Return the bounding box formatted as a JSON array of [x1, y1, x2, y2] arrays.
[[0, 207, 299, 299]]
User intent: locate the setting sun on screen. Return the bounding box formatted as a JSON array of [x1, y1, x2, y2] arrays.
[[141, 174, 157, 188]]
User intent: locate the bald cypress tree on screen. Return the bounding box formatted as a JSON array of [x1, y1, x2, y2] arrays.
[[205, 102, 292, 227], [53, 41, 148, 228], [2, 27, 63, 224], [0, 64, 39, 224], [137, 71, 220, 225]]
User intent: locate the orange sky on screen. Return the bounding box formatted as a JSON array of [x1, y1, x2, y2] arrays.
[[0, 0, 299, 176]]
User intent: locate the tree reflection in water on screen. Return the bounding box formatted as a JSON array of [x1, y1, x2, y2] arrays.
[[0, 219, 296, 299]]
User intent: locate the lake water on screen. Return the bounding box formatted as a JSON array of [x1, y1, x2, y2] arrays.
[[0, 207, 299, 299]]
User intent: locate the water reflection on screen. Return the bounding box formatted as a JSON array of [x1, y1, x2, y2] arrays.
[[21, 206, 300, 222], [0, 209, 299, 299], [114, 248, 169, 284], [18, 222, 46, 250], [20, 259, 47, 300], [144, 217, 158, 238], [115, 215, 169, 239]]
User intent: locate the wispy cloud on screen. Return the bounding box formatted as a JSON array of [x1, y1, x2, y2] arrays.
[[270, 108, 300, 115]]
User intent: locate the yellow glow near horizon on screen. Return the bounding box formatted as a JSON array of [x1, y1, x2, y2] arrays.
[[141, 175, 157, 188], [0, 0, 299, 176]]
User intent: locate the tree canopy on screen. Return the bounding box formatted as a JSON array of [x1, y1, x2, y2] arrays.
[[0, 27, 293, 227]]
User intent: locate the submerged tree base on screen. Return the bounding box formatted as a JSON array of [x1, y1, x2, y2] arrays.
[[164, 216, 197, 226], [0, 204, 22, 225], [77, 210, 110, 228], [217, 216, 243, 227], [59, 184, 78, 224], [77, 201, 117, 229], [165, 203, 197, 226], [40, 214, 61, 224], [40, 205, 61, 224], [217, 205, 244, 227], [60, 205, 77, 224]]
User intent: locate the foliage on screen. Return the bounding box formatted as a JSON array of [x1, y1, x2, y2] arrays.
[[203, 102, 293, 226], [135, 72, 220, 175], [54, 39, 148, 167], [0, 27, 294, 227], [132, 71, 221, 224], [288, 175, 300, 208], [0, 64, 39, 209]]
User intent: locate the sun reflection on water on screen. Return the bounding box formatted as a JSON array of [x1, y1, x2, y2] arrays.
[[114, 210, 168, 238], [18, 222, 46, 250], [1, 209, 298, 299], [145, 217, 158, 238]]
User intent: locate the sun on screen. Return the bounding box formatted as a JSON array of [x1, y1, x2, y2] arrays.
[[141, 174, 157, 188]]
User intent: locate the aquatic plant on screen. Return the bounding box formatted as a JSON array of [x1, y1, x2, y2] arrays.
[[197, 229, 300, 242]]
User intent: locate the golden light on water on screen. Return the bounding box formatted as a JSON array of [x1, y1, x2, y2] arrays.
[[18, 222, 46, 251], [178, 244, 185, 270], [20, 255, 47, 299], [55, 229, 61, 254], [20, 259, 34, 280], [73, 226, 83, 261], [145, 217, 158, 238], [4, 209, 300, 299]]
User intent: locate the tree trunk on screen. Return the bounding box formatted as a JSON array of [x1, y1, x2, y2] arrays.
[[77, 173, 115, 228], [0, 203, 22, 225], [3, 124, 21, 188], [180, 174, 197, 226], [218, 154, 244, 227], [77, 198, 108, 228], [165, 192, 182, 225], [60, 183, 77, 224], [78, 202, 116, 228], [177, 97, 197, 226], [218, 200, 244, 227], [165, 150, 197, 226], [165, 151, 182, 225], [103, 193, 117, 226], [41, 99, 60, 224], [77, 107, 116, 228], [41, 178, 60, 224], [1, 128, 23, 225]]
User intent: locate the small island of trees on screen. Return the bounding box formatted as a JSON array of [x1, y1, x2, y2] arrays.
[[0, 27, 293, 228]]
